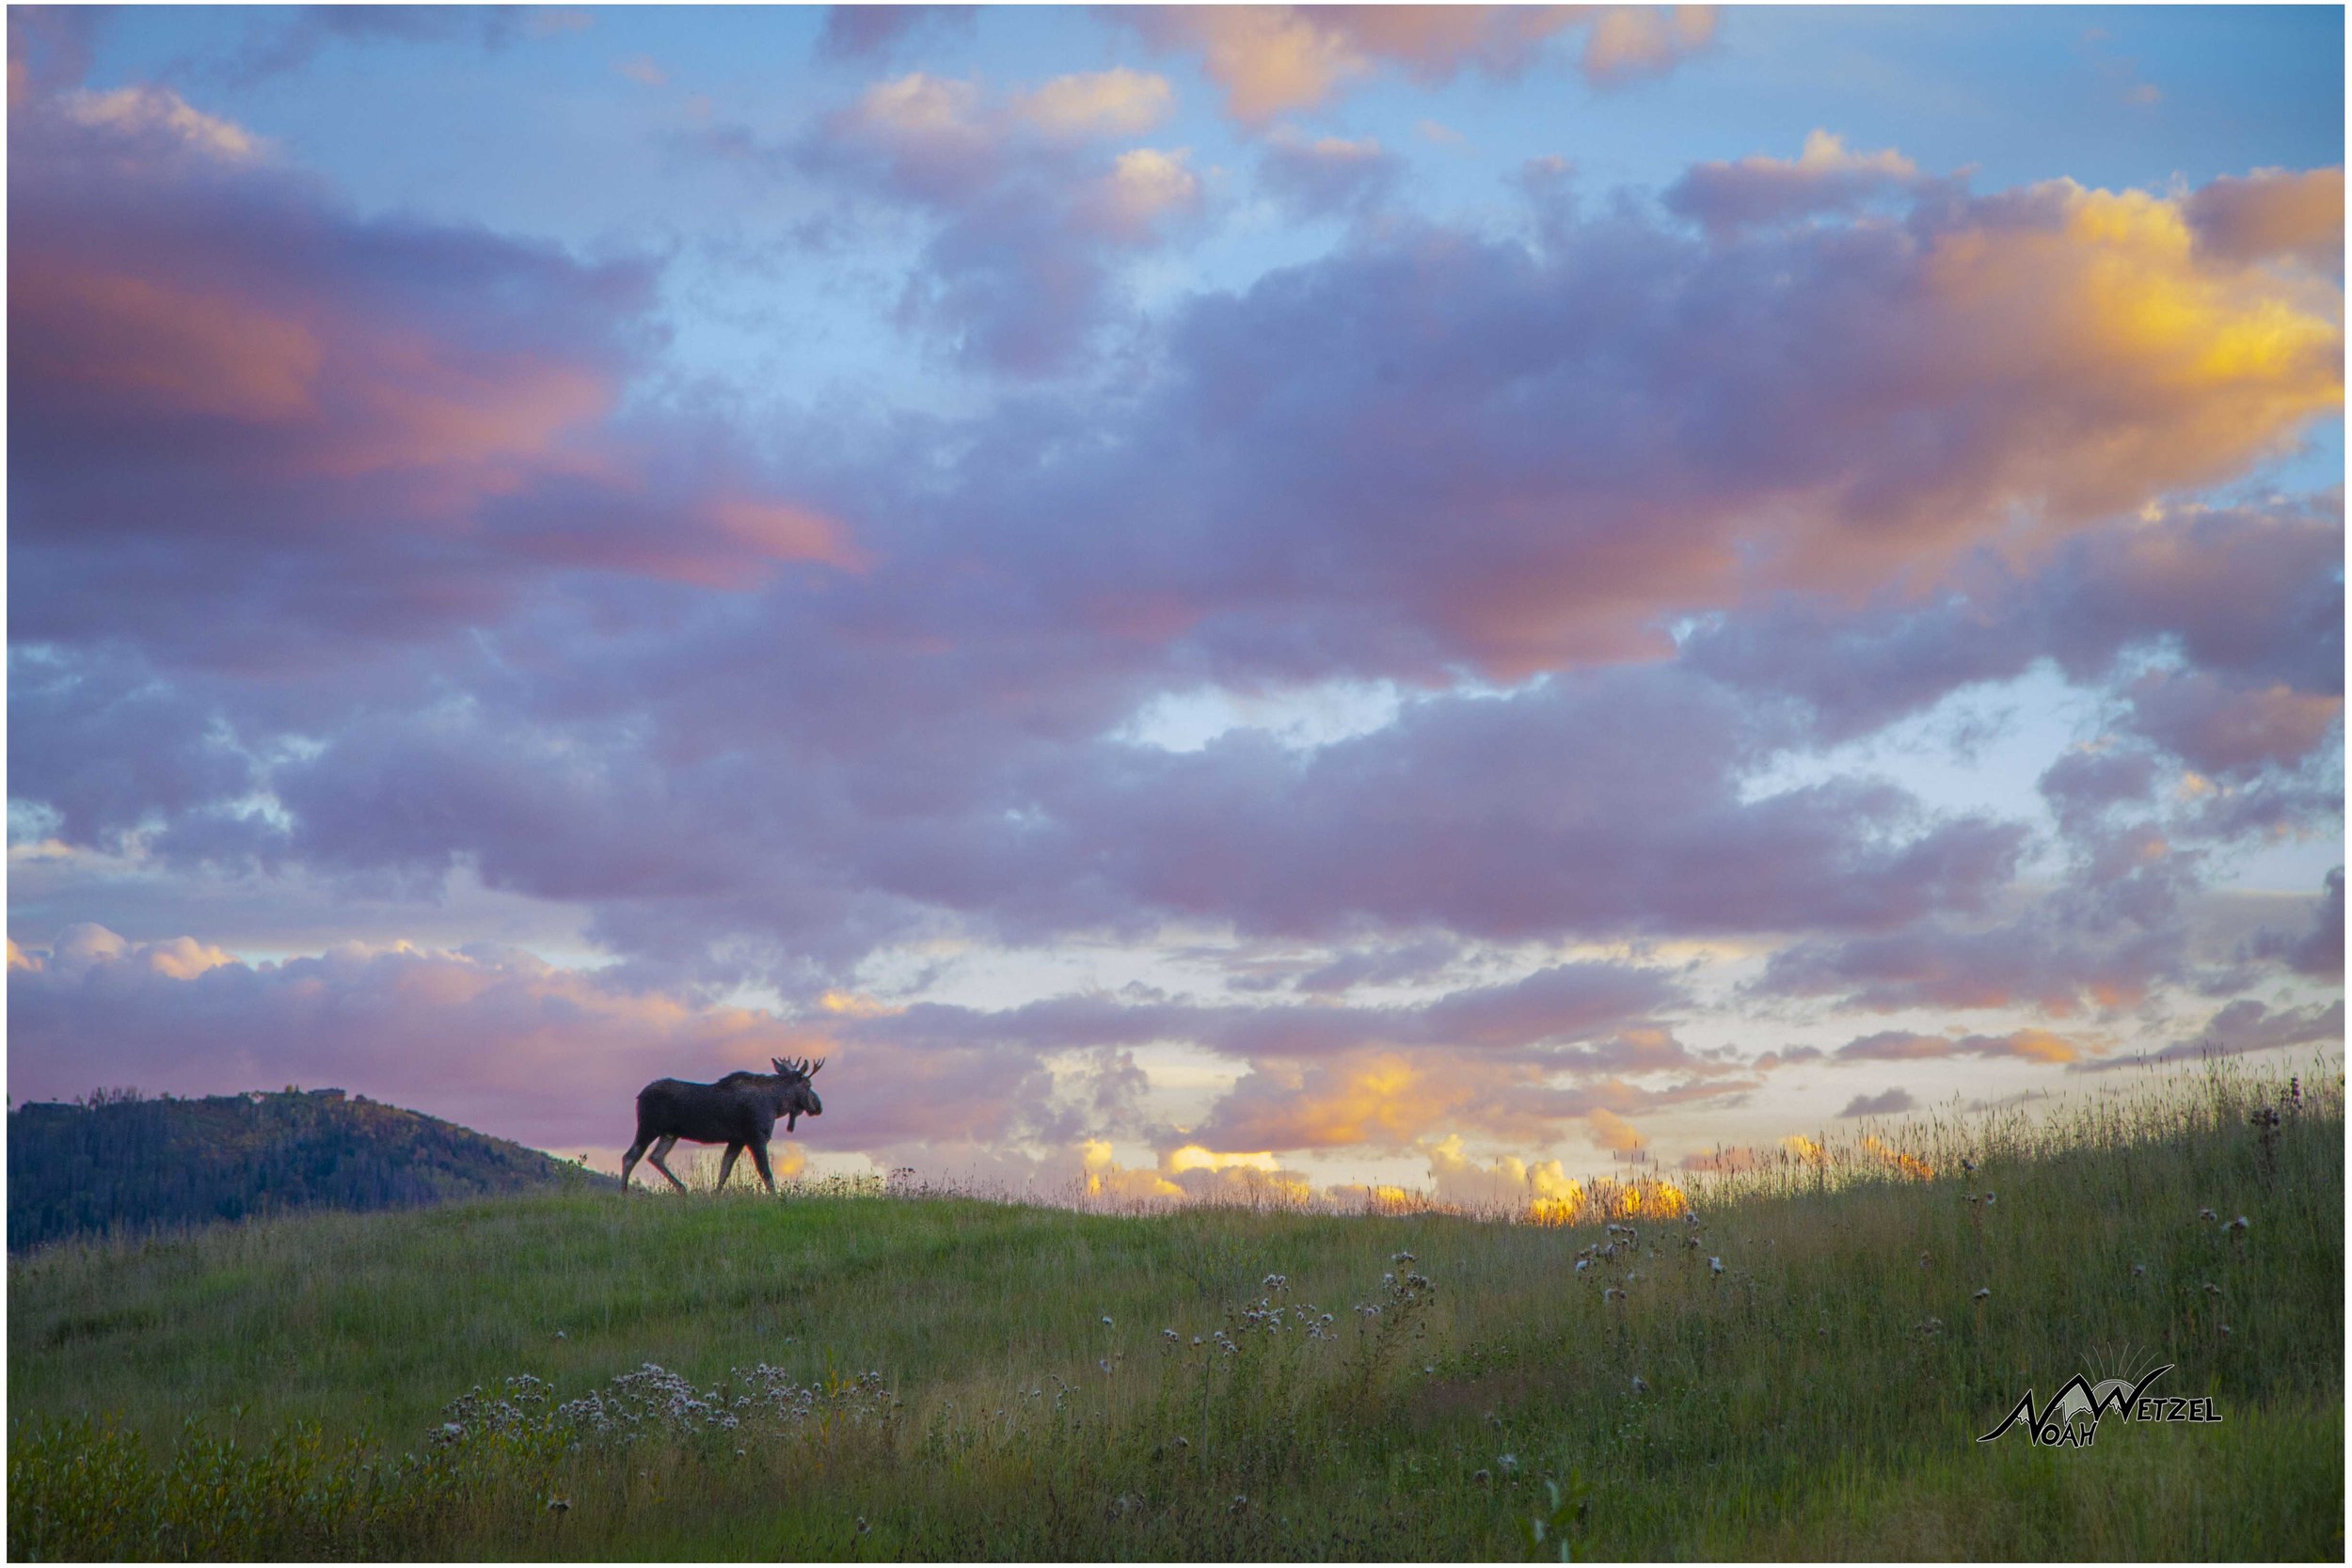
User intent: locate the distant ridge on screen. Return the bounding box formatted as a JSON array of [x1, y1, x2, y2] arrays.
[[8, 1087, 612, 1253]]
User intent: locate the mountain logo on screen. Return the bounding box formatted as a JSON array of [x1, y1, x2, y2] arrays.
[[1978, 1361, 2222, 1448]]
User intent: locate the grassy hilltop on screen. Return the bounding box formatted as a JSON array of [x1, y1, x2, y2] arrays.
[[8, 1063, 2343, 1560]]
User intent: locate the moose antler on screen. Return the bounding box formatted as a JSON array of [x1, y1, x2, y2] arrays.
[[806, 1056, 825, 1077]]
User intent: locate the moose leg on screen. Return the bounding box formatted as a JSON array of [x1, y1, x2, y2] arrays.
[[716, 1143, 744, 1191], [749, 1138, 776, 1193], [621, 1137, 650, 1191], [645, 1135, 690, 1194]]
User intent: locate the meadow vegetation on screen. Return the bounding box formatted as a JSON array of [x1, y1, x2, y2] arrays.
[[9, 1059, 2343, 1560]]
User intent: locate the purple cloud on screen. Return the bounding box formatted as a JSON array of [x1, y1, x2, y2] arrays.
[[6, 37, 2339, 1175], [2074, 997, 2344, 1072], [1257, 127, 1400, 220], [1836, 1086, 1915, 1117], [2249, 868, 2345, 983]]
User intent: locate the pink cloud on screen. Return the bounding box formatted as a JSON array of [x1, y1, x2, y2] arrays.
[[10, 80, 868, 667], [1118, 7, 1709, 126]]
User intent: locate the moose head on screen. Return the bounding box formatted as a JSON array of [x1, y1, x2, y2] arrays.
[[772, 1055, 825, 1131]]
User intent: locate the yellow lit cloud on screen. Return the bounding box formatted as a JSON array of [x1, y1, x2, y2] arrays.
[[817, 990, 905, 1019]]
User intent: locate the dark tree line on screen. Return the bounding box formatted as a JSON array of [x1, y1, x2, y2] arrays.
[[8, 1087, 612, 1253]]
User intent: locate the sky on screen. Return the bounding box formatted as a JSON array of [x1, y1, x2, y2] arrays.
[[7, 4, 2344, 1209]]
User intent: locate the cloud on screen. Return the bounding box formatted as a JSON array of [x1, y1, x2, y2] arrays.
[[9, 80, 2340, 1096], [3, 924, 1168, 1158], [1684, 498, 2344, 747], [2039, 744, 2161, 840], [795, 70, 1196, 372], [1257, 127, 1399, 220], [1176, 1048, 1744, 1154], [2121, 669, 2342, 780], [1287, 937, 1466, 995], [1836, 1086, 1915, 1118], [1665, 129, 1918, 237], [58, 84, 264, 159], [1579, 5, 1718, 85], [2185, 166, 2344, 274], [1423, 1132, 1586, 1209], [818, 958, 1683, 1060], [2249, 868, 2344, 982], [2074, 997, 2344, 1071], [774, 960, 1740, 1158], [816, 5, 976, 62], [8, 80, 867, 672], [1011, 68, 1176, 139], [1085, 146, 1202, 238], [5, 927, 834, 1152], [1835, 1028, 2092, 1065], [1118, 7, 1711, 126], [1759, 882, 2190, 1019], [1050, 176, 2339, 680], [8, 7, 106, 103], [186, 6, 588, 89]]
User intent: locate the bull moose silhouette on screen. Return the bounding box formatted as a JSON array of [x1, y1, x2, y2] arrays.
[[621, 1056, 823, 1193]]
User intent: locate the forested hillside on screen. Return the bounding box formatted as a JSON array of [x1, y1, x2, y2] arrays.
[[8, 1087, 608, 1252]]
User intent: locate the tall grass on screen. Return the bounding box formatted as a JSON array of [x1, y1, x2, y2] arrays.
[[10, 1058, 2342, 1560]]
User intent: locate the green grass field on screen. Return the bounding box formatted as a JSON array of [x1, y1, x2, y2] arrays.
[[9, 1061, 2343, 1560]]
